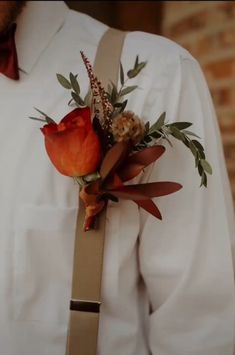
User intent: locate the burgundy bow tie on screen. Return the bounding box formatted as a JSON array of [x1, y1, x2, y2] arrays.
[[0, 23, 19, 80]]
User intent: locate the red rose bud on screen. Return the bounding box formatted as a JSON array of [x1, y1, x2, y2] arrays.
[[41, 107, 101, 177]]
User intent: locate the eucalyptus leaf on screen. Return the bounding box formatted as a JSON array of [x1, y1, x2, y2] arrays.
[[200, 172, 207, 187], [121, 99, 127, 112], [56, 74, 71, 89], [134, 55, 139, 69], [145, 121, 150, 132], [127, 62, 146, 78], [198, 163, 203, 176], [136, 62, 147, 72], [69, 72, 80, 94], [170, 122, 193, 130], [199, 150, 205, 159], [195, 152, 200, 168], [113, 99, 128, 116], [71, 92, 85, 106], [114, 102, 123, 108], [200, 159, 212, 175], [120, 85, 138, 96], [144, 136, 152, 143], [111, 83, 118, 103], [34, 107, 49, 118], [192, 139, 204, 151], [170, 126, 185, 140], [204, 174, 208, 187], [149, 131, 161, 139], [29, 116, 47, 123], [189, 141, 197, 158], [114, 99, 127, 111], [120, 62, 124, 86], [34, 107, 55, 124], [149, 112, 166, 133], [183, 130, 201, 139], [84, 90, 92, 106], [68, 98, 73, 106], [127, 69, 136, 79], [182, 137, 190, 148]]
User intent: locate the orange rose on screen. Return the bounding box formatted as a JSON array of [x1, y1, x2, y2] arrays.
[[41, 107, 101, 177]]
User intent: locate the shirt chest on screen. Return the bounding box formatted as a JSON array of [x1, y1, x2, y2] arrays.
[[0, 53, 141, 323]]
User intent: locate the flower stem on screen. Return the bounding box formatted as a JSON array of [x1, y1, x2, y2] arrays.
[[74, 176, 86, 186], [84, 215, 96, 231]]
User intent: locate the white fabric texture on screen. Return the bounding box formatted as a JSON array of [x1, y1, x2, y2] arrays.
[[0, 1, 234, 355]]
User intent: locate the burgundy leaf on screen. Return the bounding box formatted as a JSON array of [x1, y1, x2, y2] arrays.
[[134, 199, 162, 220], [104, 173, 124, 190], [140, 182, 183, 197], [118, 162, 145, 182], [127, 145, 165, 165], [110, 181, 182, 198], [109, 186, 150, 200], [118, 145, 165, 181], [100, 141, 129, 180]]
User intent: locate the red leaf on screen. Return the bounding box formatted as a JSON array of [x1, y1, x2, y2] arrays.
[[109, 186, 150, 200], [100, 141, 129, 180], [134, 199, 162, 220], [127, 145, 165, 165], [117, 163, 145, 182], [104, 173, 124, 190], [139, 182, 183, 197], [110, 181, 182, 199], [118, 145, 165, 182]]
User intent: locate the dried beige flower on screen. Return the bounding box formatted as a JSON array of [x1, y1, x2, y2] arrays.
[[111, 111, 145, 145]]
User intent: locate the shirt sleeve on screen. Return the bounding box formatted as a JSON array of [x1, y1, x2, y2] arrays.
[[138, 54, 235, 355]]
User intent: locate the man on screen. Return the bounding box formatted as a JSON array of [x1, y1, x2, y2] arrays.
[[1, 1, 235, 355]]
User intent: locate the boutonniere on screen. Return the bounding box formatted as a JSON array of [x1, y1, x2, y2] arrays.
[[30, 52, 212, 231]]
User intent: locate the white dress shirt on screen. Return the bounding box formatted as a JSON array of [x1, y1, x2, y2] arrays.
[[1, 1, 235, 355]]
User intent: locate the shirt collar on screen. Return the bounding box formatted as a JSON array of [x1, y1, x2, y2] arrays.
[[15, 1, 69, 74]]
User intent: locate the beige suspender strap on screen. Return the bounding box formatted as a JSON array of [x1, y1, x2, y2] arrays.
[[93, 28, 126, 89], [66, 28, 126, 355]]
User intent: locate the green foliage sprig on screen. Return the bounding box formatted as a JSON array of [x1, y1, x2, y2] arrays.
[[56, 72, 88, 107], [137, 113, 212, 187], [56, 56, 147, 114], [29, 108, 55, 124], [106, 56, 147, 118]]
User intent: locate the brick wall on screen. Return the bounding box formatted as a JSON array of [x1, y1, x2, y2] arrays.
[[163, 1, 235, 204]]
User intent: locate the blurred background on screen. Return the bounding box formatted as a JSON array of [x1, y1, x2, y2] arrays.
[[66, 1, 235, 205]]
